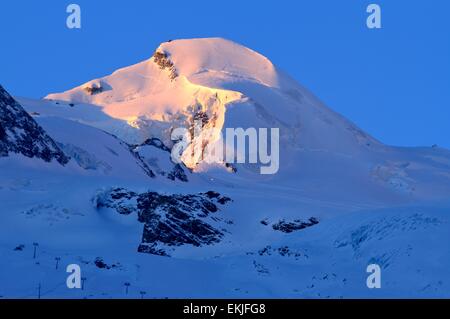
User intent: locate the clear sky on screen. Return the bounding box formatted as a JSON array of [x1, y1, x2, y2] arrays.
[[0, 0, 449, 148]]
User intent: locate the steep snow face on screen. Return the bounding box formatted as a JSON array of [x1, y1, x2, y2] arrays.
[[0, 85, 68, 165]]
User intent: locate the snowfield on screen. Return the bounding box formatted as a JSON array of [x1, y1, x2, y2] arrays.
[[1, 38, 450, 298]]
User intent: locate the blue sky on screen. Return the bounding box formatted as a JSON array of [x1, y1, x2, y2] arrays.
[[0, 0, 449, 148]]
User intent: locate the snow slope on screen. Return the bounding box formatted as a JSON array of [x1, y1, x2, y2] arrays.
[[1, 38, 450, 298]]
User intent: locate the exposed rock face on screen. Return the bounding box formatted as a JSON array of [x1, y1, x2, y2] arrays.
[[0, 85, 68, 164], [271, 217, 319, 233], [94, 188, 232, 256], [84, 86, 103, 95], [153, 51, 178, 80], [94, 257, 121, 270], [94, 188, 138, 215], [141, 137, 171, 152]]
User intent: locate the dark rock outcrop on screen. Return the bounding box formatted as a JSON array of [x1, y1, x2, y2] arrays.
[[84, 86, 103, 95], [94, 257, 120, 270], [94, 188, 232, 256], [153, 51, 178, 80], [140, 137, 171, 152], [271, 217, 319, 233], [0, 85, 68, 164]]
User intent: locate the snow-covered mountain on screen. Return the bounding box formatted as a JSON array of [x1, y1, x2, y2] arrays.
[[1, 38, 450, 298], [45, 38, 379, 158]]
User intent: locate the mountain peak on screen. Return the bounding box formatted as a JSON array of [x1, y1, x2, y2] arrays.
[[45, 38, 379, 161]]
